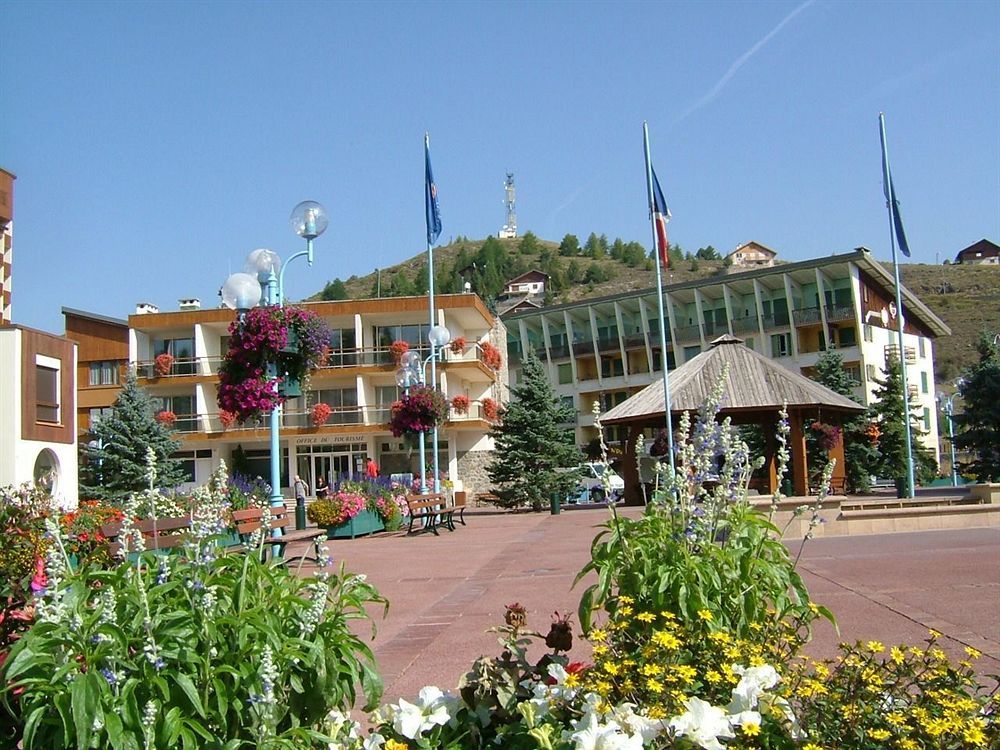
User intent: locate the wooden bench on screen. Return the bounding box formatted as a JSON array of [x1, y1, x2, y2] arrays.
[[230, 506, 326, 564], [102, 515, 193, 558], [404, 493, 467, 535]]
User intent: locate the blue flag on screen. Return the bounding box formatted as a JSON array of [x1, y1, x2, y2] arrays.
[[879, 115, 911, 257], [425, 135, 442, 246]]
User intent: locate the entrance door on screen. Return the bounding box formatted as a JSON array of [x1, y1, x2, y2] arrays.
[[331, 453, 352, 484], [312, 455, 333, 495]]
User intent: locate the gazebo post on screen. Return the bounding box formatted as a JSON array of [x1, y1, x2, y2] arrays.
[[622, 424, 645, 505], [828, 426, 847, 494], [763, 421, 779, 494], [788, 409, 809, 496]]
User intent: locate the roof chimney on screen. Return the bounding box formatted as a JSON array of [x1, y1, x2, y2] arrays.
[[178, 298, 201, 311], [135, 302, 159, 315]]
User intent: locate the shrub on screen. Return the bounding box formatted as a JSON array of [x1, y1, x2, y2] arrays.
[[58, 501, 124, 567], [1, 478, 386, 748], [306, 491, 366, 527]]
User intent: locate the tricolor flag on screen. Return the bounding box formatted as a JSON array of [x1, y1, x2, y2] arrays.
[[425, 134, 442, 246], [878, 115, 911, 258], [651, 168, 672, 268]]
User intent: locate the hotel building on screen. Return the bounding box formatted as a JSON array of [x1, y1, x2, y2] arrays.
[[73, 294, 505, 498], [504, 248, 949, 460]]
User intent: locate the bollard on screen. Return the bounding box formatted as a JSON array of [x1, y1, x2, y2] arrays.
[[550, 492, 561, 515], [296, 496, 307, 530]]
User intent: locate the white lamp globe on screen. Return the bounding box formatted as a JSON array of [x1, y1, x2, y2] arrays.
[[221, 273, 263, 311], [428, 325, 451, 348], [400, 350, 422, 370], [244, 248, 282, 279], [395, 367, 414, 388], [290, 201, 328, 240]]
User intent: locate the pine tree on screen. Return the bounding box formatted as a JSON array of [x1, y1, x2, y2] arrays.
[[953, 331, 1000, 481], [79, 371, 186, 501], [808, 351, 878, 492], [869, 355, 936, 495], [487, 354, 581, 510], [319, 278, 349, 300]]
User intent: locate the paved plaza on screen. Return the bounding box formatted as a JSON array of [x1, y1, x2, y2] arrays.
[[297, 507, 1000, 705]]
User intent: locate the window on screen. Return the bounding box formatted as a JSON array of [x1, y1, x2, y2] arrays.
[[838, 326, 857, 347], [864, 325, 874, 343], [89, 361, 119, 386], [923, 407, 931, 431], [600, 356, 624, 378], [683, 345, 702, 361], [174, 449, 212, 483], [560, 395, 575, 412], [770, 334, 790, 358], [920, 371, 928, 393], [557, 363, 573, 384], [866, 364, 877, 380], [314, 387, 360, 424], [157, 337, 195, 374], [918, 337, 926, 358], [744, 338, 754, 350], [36, 365, 59, 423], [326, 328, 358, 366], [845, 364, 862, 384]]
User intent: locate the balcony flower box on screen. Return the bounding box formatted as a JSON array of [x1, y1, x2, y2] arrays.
[[154, 352, 174, 377]]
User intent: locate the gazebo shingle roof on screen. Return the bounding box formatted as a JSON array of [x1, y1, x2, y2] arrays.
[[601, 335, 864, 424]]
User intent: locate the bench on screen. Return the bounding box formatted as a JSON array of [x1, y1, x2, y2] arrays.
[[230, 506, 326, 564], [405, 493, 466, 535], [102, 515, 193, 558]]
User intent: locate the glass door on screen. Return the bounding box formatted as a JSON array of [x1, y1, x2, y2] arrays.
[[312, 455, 333, 495], [331, 453, 352, 485]]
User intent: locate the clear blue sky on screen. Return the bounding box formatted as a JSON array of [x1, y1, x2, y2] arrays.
[[4, 0, 998, 334]]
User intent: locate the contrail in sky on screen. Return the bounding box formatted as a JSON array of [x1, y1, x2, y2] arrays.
[[671, 0, 816, 127]]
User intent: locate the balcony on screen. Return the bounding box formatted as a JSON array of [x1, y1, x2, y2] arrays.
[[548, 344, 570, 359], [826, 304, 854, 323], [596, 336, 620, 354], [673, 323, 701, 342], [761, 312, 790, 329], [792, 307, 822, 326], [884, 344, 917, 364], [731, 316, 759, 335]]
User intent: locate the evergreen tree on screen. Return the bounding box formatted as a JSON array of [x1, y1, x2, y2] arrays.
[[518, 231, 541, 256], [808, 351, 878, 492], [558, 234, 581, 257], [79, 371, 186, 501], [953, 331, 1000, 481], [869, 355, 936, 495], [610, 238, 626, 261], [319, 278, 349, 300], [695, 245, 720, 260], [488, 354, 581, 510], [584, 233, 605, 260]]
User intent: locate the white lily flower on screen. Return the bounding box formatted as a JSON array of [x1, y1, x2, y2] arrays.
[[669, 697, 735, 750], [727, 664, 780, 714], [567, 710, 643, 750]]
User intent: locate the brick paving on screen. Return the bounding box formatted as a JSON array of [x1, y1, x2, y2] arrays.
[[291, 507, 1000, 705]]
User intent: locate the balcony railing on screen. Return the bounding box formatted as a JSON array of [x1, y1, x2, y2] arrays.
[[731, 316, 759, 335], [596, 337, 620, 353], [792, 307, 822, 326], [761, 312, 790, 329], [884, 344, 917, 364], [673, 323, 701, 342], [826, 304, 854, 323]]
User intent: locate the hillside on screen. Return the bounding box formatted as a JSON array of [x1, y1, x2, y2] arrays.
[[308, 236, 999, 386]]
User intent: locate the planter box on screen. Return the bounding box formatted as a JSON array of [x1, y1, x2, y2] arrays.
[[326, 508, 385, 539]]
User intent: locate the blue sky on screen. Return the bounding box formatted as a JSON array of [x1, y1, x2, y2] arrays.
[[4, 0, 998, 334]]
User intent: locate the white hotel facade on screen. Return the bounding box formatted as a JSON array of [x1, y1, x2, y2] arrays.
[[505, 248, 949, 461]]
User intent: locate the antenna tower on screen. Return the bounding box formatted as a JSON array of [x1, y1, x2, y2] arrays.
[[499, 172, 517, 239]]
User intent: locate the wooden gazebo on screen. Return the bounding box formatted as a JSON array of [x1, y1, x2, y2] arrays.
[[601, 335, 865, 499]]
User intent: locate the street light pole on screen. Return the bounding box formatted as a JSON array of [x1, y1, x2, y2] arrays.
[[937, 390, 959, 487]]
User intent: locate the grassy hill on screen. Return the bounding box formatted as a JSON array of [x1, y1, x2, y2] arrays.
[[309, 237, 1000, 386]]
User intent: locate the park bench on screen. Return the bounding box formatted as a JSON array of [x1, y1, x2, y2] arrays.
[[229, 506, 326, 564], [405, 493, 466, 535], [101, 515, 194, 558]]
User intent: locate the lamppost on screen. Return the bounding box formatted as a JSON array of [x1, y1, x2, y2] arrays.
[[393, 325, 451, 493], [936, 389, 959, 487], [221, 201, 328, 530]]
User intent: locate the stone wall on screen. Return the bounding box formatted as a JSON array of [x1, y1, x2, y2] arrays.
[[458, 448, 494, 496]]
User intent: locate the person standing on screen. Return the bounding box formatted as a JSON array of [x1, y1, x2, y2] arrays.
[[365, 457, 379, 479], [315, 474, 329, 499], [293, 474, 308, 502]]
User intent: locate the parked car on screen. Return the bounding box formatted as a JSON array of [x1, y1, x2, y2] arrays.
[[567, 462, 625, 504]]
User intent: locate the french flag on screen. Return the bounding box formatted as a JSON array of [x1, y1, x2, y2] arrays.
[[652, 168, 671, 268]]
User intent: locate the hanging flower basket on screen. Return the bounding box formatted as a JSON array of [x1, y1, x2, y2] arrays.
[[217, 305, 329, 424], [389, 385, 449, 436], [451, 394, 470, 415], [389, 339, 410, 364], [311, 402, 332, 427], [154, 352, 174, 377], [449, 336, 467, 355], [482, 397, 499, 422], [218, 409, 237, 429], [480, 341, 502, 370], [156, 410, 177, 426]]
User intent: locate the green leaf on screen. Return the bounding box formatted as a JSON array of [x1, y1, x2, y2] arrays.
[[173, 672, 206, 717], [71, 672, 99, 749], [105, 710, 125, 750]]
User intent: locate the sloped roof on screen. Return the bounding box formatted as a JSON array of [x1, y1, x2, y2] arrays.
[[725, 240, 778, 259], [601, 335, 864, 424]]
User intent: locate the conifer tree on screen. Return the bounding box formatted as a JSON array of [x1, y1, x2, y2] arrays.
[[808, 351, 878, 492], [487, 354, 581, 510], [869, 355, 936, 495], [79, 371, 186, 501], [953, 331, 1000, 481]]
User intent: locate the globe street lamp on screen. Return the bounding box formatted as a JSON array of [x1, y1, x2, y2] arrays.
[[426, 325, 452, 493], [221, 201, 327, 531], [395, 358, 427, 492], [936, 389, 959, 487]]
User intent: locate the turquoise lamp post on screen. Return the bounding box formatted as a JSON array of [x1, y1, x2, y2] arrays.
[[221, 201, 328, 531]]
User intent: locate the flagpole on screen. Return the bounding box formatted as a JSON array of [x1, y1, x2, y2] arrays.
[[643, 121, 675, 472], [879, 113, 916, 499], [425, 132, 440, 494]]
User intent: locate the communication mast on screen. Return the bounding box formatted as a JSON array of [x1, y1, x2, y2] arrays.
[[498, 172, 517, 239]]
